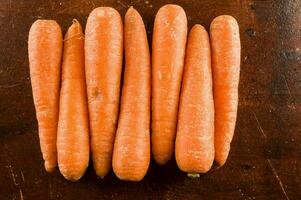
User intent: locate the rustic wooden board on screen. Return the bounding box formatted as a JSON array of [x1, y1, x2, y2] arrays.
[[1, 0, 301, 199]]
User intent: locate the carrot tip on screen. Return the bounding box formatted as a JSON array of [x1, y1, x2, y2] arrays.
[[44, 163, 57, 173], [72, 18, 79, 24], [215, 161, 225, 168], [95, 170, 108, 179], [125, 6, 138, 18], [64, 19, 84, 41], [62, 174, 81, 182], [59, 168, 86, 182], [187, 173, 200, 178], [153, 155, 171, 165]]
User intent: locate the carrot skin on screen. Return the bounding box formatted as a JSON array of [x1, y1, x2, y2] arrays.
[[57, 20, 89, 181], [175, 25, 215, 173], [151, 4, 188, 165], [28, 20, 62, 172], [210, 15, 241, 166], [85, 7, 123, 178], [112, 7, 151, 181]]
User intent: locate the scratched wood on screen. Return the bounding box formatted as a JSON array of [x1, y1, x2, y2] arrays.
[[1, 0, 301, 199]]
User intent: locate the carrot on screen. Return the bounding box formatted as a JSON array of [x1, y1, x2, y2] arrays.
[[28, 20, 62, 172], [210, 15, 241, 166], [57, 20, 89, 181], [85, 7, 123, 178], [175, 25, 214, 175], [112, 7, 150, 181], [151, 4, 187, 165]]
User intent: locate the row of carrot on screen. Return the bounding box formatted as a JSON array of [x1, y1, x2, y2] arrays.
[[28, 4, 241, 182]]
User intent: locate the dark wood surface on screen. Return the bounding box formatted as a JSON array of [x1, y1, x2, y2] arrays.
[[1, 0, 301, 199]]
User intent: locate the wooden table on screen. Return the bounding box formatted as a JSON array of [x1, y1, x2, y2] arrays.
[[1, 0, 301, 199]]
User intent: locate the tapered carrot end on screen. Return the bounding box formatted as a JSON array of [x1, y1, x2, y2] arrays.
[[176, 159, 213, 174], [191, 24, 206, 33], [64, 19, 83, 40], [94, 165, 110, 179], [58, 163, 87, 181], [125, 6, 136, 16], [152, 134, 174, 165], [43, 151, 58, 173], [158, 4, 185, 14], [153, 154, 172, 165], [211, 15, 238, 24], [59, 166, 87, 182], [61, 173, 83, 182], [113, 159, 146, 182], [125, 6, 145, 32], [44, 161, 57, 173], [114, 173, 144, 182], [214, 158, 227, 167], [112, 156, 149, 182], [175, 147, 214, 174], [88, 7, 120, 20], [95, 171, 108, 179], [125, 6, 142, 22], [214, 149, 230, 166], [210, 15, 239, 33]]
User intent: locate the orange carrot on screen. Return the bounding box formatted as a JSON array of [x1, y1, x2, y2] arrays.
[[210, 15, 241, 166], [112, 7, 150, 181], [175, 25, 214, 175], [57, 20, 89, 181], [85, 7, 123, 178], [151, 4, 187, 165], [28, 20, 62, 172]]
